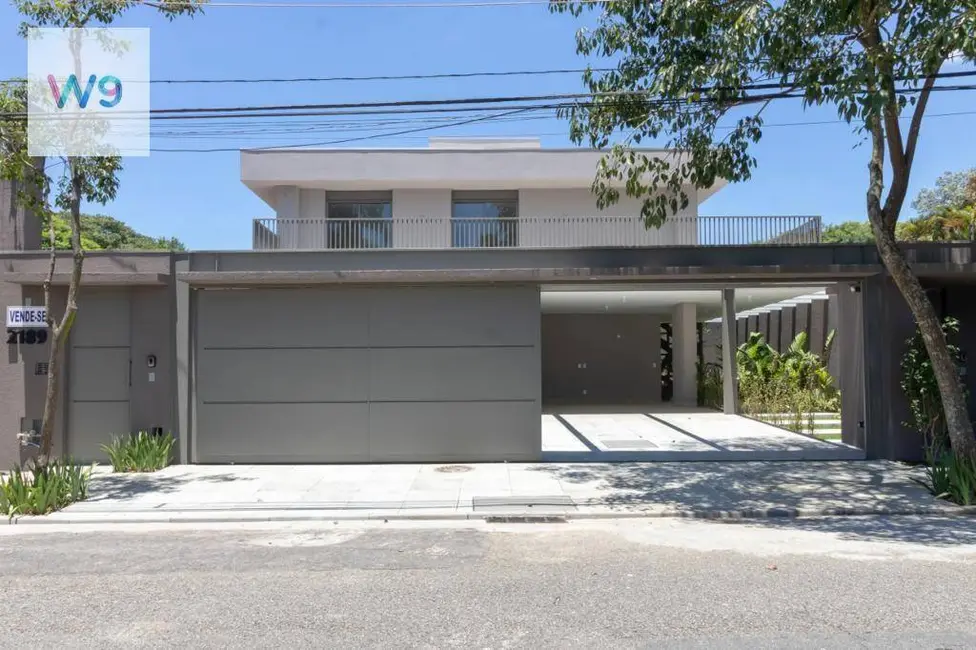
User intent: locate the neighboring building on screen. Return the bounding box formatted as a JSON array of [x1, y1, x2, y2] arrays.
[[0, 138, 970, 467]]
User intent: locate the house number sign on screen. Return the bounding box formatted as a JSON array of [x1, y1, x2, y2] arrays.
[[6, 306, 48, 345]]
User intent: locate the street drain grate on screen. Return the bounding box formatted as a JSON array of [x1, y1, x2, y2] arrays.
[[472, 495, 576, 511], [600, 439, 658, 450], [484, 515, 568, 524], [434, 464, 473, 473]]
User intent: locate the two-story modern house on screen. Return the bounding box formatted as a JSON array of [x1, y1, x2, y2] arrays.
[[3, 136, 968, 468]]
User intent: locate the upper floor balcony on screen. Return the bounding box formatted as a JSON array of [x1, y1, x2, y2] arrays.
[[252, 214, 823, 250]]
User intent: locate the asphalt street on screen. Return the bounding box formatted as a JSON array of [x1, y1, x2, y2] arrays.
[[1, 516, 975, 649]]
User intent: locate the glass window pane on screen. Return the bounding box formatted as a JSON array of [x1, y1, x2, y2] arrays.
[[327, 200, 392, 249], [328, 203, 357, 220], [357, 203, 392, 220]]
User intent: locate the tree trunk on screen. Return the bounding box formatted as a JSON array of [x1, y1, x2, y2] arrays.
[[37, 160, 84, 463], [872, 218, 976, 460]]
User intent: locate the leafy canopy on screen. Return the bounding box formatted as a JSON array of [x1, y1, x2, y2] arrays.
[[913, 168, 976, 218], [550, 0, 976, 226], [44, 213, 186, 251]]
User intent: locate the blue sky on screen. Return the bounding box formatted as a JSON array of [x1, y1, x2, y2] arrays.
[[1, 2, 974, 250]]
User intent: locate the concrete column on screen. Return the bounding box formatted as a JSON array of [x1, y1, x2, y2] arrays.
[[274, 185, 300, 219], [671, 302, 697, 407], [273, 185, 302, 249], [768, 310, 782, 353], [826, 289, 841, 390], [757, 311, 770, 342], [780, 306, 795, 351], [747, 314, 759, 339], [810, 297, 828, 356], [721, 289, 739, 414], [175, 258, 191, 465]]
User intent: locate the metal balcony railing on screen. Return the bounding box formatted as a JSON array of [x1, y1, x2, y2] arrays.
[[252, 215, 822, 250]]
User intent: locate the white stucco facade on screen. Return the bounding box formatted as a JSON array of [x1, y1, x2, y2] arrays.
[[242, 139, 723, 250]]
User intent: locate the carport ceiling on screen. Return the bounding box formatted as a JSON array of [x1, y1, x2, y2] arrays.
[[540, 285, 829, 318]]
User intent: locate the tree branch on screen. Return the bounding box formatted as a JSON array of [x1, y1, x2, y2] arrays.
[[904, 73, 937, 169]]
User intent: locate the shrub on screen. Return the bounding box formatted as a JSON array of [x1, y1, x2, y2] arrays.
[[697, 330, 839, 433], [102, 431, 175, 473], [697, 360, 724, 409], [0, 459, 91, 516], [900, 317, 967, 451], [914, 439, 976, 506]]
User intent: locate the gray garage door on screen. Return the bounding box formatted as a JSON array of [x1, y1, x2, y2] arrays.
[[194, 286, 541, 463], [68, 290, 131, 462]]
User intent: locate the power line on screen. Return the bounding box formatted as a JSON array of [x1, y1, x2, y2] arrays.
[[153, 105, 539, 151], [155, 67, 612, 84], [11, 70, 976, 121], [149, 107, 976, 152], [0, 66, 613, 86]]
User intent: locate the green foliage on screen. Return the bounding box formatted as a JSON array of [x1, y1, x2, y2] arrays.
[[0, 459, 91, 517], [549, 0, 975, 227], [899, 205, 976, 241], [912, 168, 976, 218], [915, 440, 976, 505], [101, 431, 176, 473], [13, 0, 205, 35], [697, 360, 723, 410], [822, 221, 876, 244], [900, 317, 968, 448], [736, 331, 840, 431], [43, 213, 186, 251]]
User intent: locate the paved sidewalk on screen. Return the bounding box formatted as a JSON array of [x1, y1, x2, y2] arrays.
[[9, 460, 972, 525]]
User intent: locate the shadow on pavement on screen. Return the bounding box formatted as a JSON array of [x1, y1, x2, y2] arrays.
[[529, 460, 939, 511], [85, 470, 251, 502], [737, 514, 976, 547]]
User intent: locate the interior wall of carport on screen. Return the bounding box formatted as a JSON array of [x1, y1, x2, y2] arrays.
[[541, 313, 662, 407]]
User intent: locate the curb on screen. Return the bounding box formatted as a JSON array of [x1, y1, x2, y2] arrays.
[[5, 504, 976, 526]]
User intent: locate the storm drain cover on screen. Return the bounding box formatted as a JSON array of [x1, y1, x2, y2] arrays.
[[472, 495, 576, 512], [435, 465, 473, 473], [601, 439, 658, 450]]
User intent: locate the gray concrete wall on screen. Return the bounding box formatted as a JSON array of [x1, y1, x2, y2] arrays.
[[0, 263, 176, 469], [1, 245, 976, 466], [194, 285, 541, 463], [541, 313, 661, 407]]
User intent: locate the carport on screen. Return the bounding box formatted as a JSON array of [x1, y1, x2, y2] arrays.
[[538, 283, 862, 461]]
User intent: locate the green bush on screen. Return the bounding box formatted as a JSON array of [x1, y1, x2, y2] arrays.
[[736, 330, 839, 429], [697, 360, 724, 409], [915, 440, 976, 506], [102, 431, 175, 473], [900, 317, 967, 450], [0, 459, 91, 516]]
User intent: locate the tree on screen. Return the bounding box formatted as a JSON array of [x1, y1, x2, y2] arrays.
[[822, 221, 876, 243], [43, 213, 187, 251], [2, 0, 204, 467], [912, 168, 976, 218], [551, 0, 976, 459]]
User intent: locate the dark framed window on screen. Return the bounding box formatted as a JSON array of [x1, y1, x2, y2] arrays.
[[451, 190, 518, 248], [326, 191, 393, 249]]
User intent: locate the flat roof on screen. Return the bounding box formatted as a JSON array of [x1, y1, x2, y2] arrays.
[[240, 146, 725, 205]]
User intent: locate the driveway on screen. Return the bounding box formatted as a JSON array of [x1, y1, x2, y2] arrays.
[[40, 460, 963, 523], [542, 407, 863, 461]]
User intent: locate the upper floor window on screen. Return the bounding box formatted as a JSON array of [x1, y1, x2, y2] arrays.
[[451, 190, 518, 248], [327, 191, 392, 249]]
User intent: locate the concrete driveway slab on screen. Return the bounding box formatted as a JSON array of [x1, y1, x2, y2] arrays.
[[29, 460, 970, 525]]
